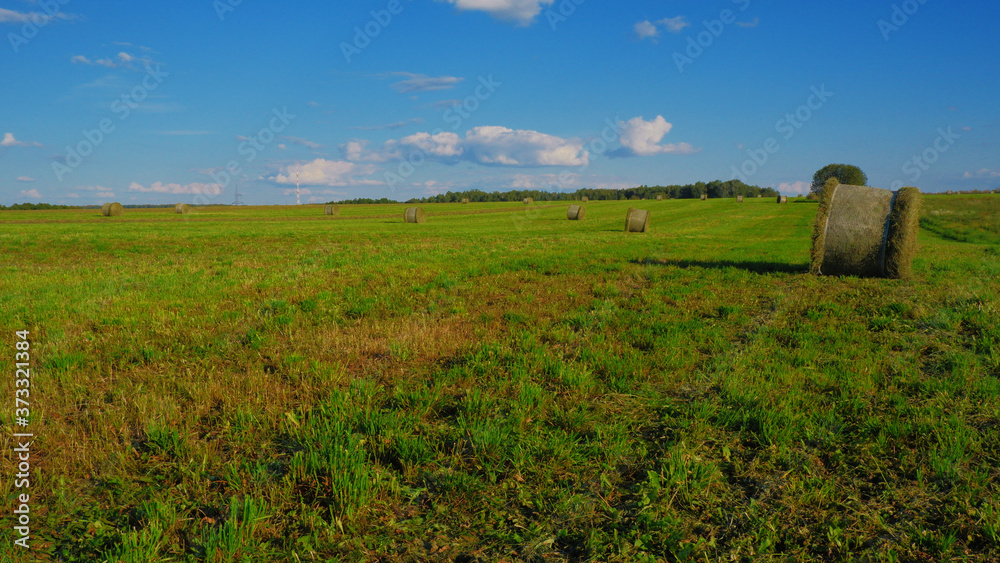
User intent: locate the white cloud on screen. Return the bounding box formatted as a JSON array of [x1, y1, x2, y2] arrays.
[[96, 191, 115, 198], [658, 16, 690, 33], [778, 181, 811, 195], [19, 189, 42, 199], [341, 140, 398, 163], [386, 72, 464, 94], [634, 20, 658, 40], [612, 116, 697, 157], [463, 126, 588, 166], [396, 131, 465, 160], [442, 0, 555, 26], [281, 136, 323, 149], [128, 182, 223, 195], [273, 159, 383, 187], [16, 176, 36, 182], [1, 133, 41, 148], [71, 51, 154, 70], [963, 168, 1000, 178]]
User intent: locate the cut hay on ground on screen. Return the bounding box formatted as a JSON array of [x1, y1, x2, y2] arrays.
[[810, 179, 922, 279], [324, 205, 340, 216], [102, 202, 123, 217], [625, 208, 649, 233], [777, 196, 788, 204], [404, 207, 426, 224], [567, 205, 585, 221], [175, 203, 190, 214]]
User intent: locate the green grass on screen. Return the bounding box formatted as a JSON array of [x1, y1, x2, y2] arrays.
[[1, 196, 999, 561]]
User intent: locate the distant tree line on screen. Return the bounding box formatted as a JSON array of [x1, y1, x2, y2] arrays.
[[327, 180, 776, 205], [0, 202, 75, 211]]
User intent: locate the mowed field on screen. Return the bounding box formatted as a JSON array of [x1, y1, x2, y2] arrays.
[[2, 195, 999, 562]]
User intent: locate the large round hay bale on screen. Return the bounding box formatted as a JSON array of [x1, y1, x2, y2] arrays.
[[324, 204, 339, 216], [581, 196, 589, 202], [404, 207, 426, 224], [700, 194, 707, 201], [567, 205, 585, 220], [461, 198, 470, 204], [175, 203, 190, 214], [810, 180, 922, 279], [102, 202, 123, 217], [523, 197, 534, 205], [737, 195, 744, 203], [777, 196, 788, 204], [625, 208, 649, 232], [656, 194, 664, 201]]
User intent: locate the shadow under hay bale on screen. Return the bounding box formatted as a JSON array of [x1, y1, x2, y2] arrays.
[[404, 207, 426, 224], [811, 179, 922, 279], [625, 208, 649, 232], [324, 205, 340, 216], [102, 202, 123, 217], [175, 203, 190, 214], [777, 196, 788, 204], [567, 205, 585, 220]]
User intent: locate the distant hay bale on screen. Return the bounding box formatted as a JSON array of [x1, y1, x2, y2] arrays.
[[656, 194, 664, 201], [461, 198, 470, 204], [523, 197, 534, 204], [404, 207, 426, 224], [737, 195, 744, 203], [700, 194, 707, 201], [757, 194, 762, 198], [810, 180, 922, 279], [777, 196, 788, 204], [581, 196, 589, 202], [175, 203, 190, 214], [324, 204, 340, 216], [102, 202, 123, 217], [567, 204, 585, 220], [624, 208, 649, 233]]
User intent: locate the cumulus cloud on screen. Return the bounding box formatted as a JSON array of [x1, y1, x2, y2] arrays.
[[611, 116, 697, 157], [71, 51, 154, 70], [1, 133, 41, 148], [442, 0, 555, 26], [395, 131, 465, 160], [273, 159, 383, 187], [963, 168, 1000, 178], [128, 182, 223, 195], [19, 189, 42, 199], [636, 16, 690, 40], [341, 140, 399, 163], [778, 181, 811, 195]]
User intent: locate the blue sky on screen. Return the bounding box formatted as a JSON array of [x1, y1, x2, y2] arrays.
[[2, 0, 998, 205]]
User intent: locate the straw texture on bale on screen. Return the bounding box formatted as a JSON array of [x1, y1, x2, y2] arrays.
[[624, 208, 649, 233], [581, 196, 589, 202], [404, 207, 426, 223], [324, 205, 340, 216], [700, 194, 707, 201], [737, 195, 744, 203], [777, 196, 788, 204], [810, 180, 922, 279], [102, 202, 123, 217], [175, 203, 190, 214], [523, 197, 534, 204], [567, 205, 585, 221]]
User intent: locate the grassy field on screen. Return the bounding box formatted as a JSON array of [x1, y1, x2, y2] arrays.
[[2, 194, 999, 562]]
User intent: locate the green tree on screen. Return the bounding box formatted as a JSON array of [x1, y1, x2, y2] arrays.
[[811, 164, 867, 194]]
